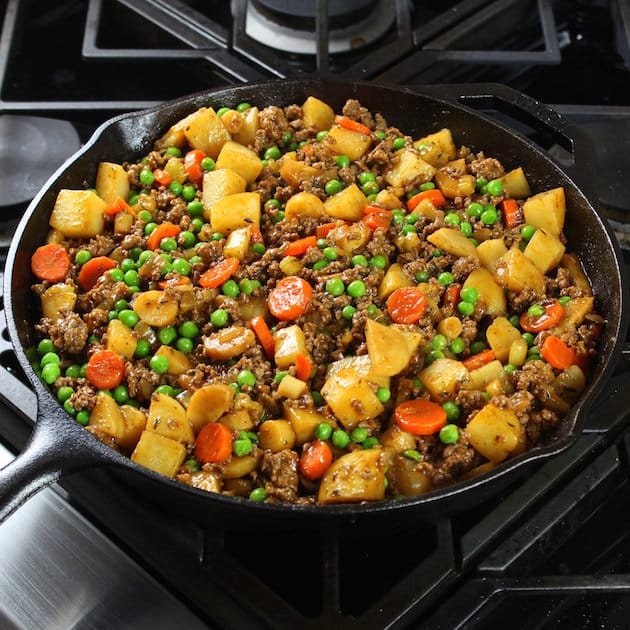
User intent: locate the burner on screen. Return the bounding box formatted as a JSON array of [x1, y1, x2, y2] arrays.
[[243, 0, 396, 54]]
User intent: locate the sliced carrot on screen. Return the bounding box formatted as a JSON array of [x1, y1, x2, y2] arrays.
[[249, 315, 275, 358], [86, 350, 125, 390], [184, 149, 205, 184], [541, 335, 578, 370], [158, 275, 191, 289], [146, 222, 181, 251], [250, 227, 264, 245], [195, 422, 233, 464], [77, 256, 117, 291], [198, 257, 240, 289], [407, 189, 446, 211], [153, 168, 172, 187], [462, 349, 496, 371], [443, 284, 462, 309], [295, 353, 314, 382], [386, 287, 428, 324], [520, 298, 564, 333], [284, 236, 317, 257], [316, 221, 347, 238], [268, 276, 313, 321], [334, 115, 371, 136], [105, 196, 134, 216], [362, 204, 392, 230], [394, 399, 447, 436], [499, 199, 523, 229], [299, 440, 333, 480], [31, 243, 70, 283]]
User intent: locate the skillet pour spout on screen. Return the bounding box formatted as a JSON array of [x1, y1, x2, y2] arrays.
[[0, 79, 626, 529]]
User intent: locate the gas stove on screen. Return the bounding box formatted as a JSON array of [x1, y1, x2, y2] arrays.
[[1, 1, 630, 628]]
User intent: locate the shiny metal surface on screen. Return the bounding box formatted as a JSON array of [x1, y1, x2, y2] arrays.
[[0, 444, 210, 630]]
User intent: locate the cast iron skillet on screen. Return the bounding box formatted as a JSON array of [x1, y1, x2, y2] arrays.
[[0, 80, 626, 530]]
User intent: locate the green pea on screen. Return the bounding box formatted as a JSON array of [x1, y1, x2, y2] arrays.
[[158, 327, 178, 345], [520, 224, 536, 241], [312, 259, 328, 271], [369, 255, 387, 269], [169, 181, 183, 196], [325, 179, 343, 195], [189, 255, 202, 266], [238, 279, 255, 295], [375, 131, 387, 140], [75, 250, 92, 266], [376, 387, 391, 403], [470, 340, 487, 354], [56, 386, 74, 403], [438, 272, 454, 286], [211, 231, 224, 241], [119, 309, 139, 328], [251, 243, 266, 255], [459, 222, 473, 237], [415, 270, 429, 283], [450, 337, 465, 354], [439, 423, 459, 444], [210, 309, 229, 328], [139, 169, 154, 186], [458, 301, 474, 316], [155, 384, 175, 397], [216, 107, 230, 117], [113, 385, 129, 404], [486, 179, 503, 196], [176, 337, 194, 353], [426, 349, 445, 364], [222, 279, 240, 298], [316, 130, 328, 142], [229, 383, 240, 394], [264, 146, 281, 160], [393, 137, 406, 150], [37, 339, 55, 355], [432, 249, 443, 258], [432, 334, 448, 351], [341, 305, 356, 320], [352, 254, 368, 267], [274, 370, 289, 384], [160, 237, 178, 253], [237, 369, 256, 388], [63, 400, 76, 415], [201, 156, 215, 171], [476, 177, 488, 191], [315, 422, 332, 441], [164, 146, 182, 157], [332, 429, 350, 449], [325, 278, 345, 296], [149, 354, 169, 374], [249, 487, 267, 502], [123, 269, 139, 286], [406, 213, 419, 224], [361, 181, 379, 196], [128, 192, 140, 206], [358, 172, 376, 184], [420, 181, 435, 191], [264, 198, 280, 211], [444, 212, 461, 226], [179, 321, 199, 339], [509, 315, 520, 328], [481, 206, 498, 225], [401, 224, 417, 235], [80, 363, 88, 378], [362, 436, 380, 449], [42, 362, 61, 384], [137, 250, 152, 267], [527, 304, 545, 317], [76, 410, 90, 426], [366, 304, 378, 316], [467, 202, 483, 217], [442, 401, 461, 422], [138, 210, 154, 224], [191, 218, 204, 233], [347, 279, 366, 298], [65, 364, 81, 378], [333, 155, 350, 168], [181, 185, 196, 201], [504, 364, 517, 375], [351, 427, 368, 443], [323, 247, 338, 261], [403, 449, 421, 461], [184, 458, 200, 472], [144, 222, 157, 236], [233, 438, 253, 457], [109, 268, 125, 283], [559, 296, 571, 306], [186, 200, 204, 217], [107, 310, 118, 322], [40, 352, 60, 367], [119, 258, 134, 274], [172, 258, 191, 276], [460, 286, 479, 304]]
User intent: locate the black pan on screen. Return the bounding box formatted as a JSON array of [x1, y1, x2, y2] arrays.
[[0, 80, 626, 530]]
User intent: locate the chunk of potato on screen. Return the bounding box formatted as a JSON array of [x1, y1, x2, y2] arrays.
[[215, 140, 263, 184], [437, 316, 463, 341], [419, 358, 469, 402], [384, 148, 436, 189], [105, 319, 138, 360], [327, 126, 372, 161], [222, 453, 260, 479], [486, 317, 522, 362], [285, 192, 326, 221], [477, 238, 508, 272], [278, 154, 321, 187], [428, 228, 479, 259], [302, 96, 335, 131], [202, 168, 247, 220], [435, 167, 476, 199], [223, 226, 252, 261], [493, 247, 545, 297], [49, 189, 106, 239], [258, 420, 297, 452], [549, 296, 595, 335], [114, 211, 134, 235], [523, 228, 566, 273], [327, 221, 371, 256], [233, 106, 259, 146], [133, 290, 179, 327], [283, 404, 332, 445], [277, 374, 308, 400], [522, 187, 565, 235], [204, 326, 256, 361], [389, 454, 433, 496], [378, 262, 414, 300], [89, 392, 126, 440], [131, 431, 186, 478], [95, 162, 130, 205], [318, 449, 391, 504], [220, 408, 255, 431], [414, 128, 457, 167], [164, 156, 187, 184], [463, 267, 507, 317], [464, 359, 505, 391], [146, 392, 194, 445], [181, 107, 231, 158], [324, 184, 368, 221], [210, 191, 260, 234], [326, 354, 390, 390], [500, 167, 531, 199], [365, 319, 415, 377], [186, 383, 234, 432], [155, 344, 192, 375], [321, 367, 384, 429], [40, 283, 77, 321], [118, 405, 147, 451], [466, 404, 525, 463], [274, 325, 307, 369]]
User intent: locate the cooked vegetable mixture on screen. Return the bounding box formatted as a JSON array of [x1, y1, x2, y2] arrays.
[[30, 95, 604, 504]]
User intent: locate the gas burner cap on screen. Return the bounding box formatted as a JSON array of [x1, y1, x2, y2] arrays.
[[0, 115, 81, 209], [244, 0, 395, 54]]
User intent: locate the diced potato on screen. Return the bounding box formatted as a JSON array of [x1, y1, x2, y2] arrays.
[[391, 324, 423, 357], [215, 140, 263, 184], [435, 168, 476, 199], [279, 255, 302, 276], [181, 107, 231, 158], [133, 290, 179, 327], [238, 295, 269, 323], [118, 405, 147, 450], [131, 431, 186, 478], [463, 267, 507, 317], [464, 360, 505, 391], [378, 262, 414, 300], [321, 367, 384, 429], [413, 198, 440, 220], [384, 149, 436, 189], [258, 420, 297, 452], [279, 154, 322, 187], [318, 449, 390, 504], [302, 96, 335, 131], [428, 228, 479, 259], [105, 319, 138, 360], [493, 247, 545, 297], [155, 110, 200, 149], [284, 192, 326, 221], [146, 392, 194, 445], [500, 167, 531, 199], [365, 319, 415, 377], [202, 168, 247, 219], [277, 374, 308, 400], [437, 316, 462, 341], [210, 191, 260, 234], [186, 470, 222, 494], [524, 228, 566, 273], [186, 383, 234, 432], [114, 211, 134, 235], [418, 358, 469, 403], [283, 404, 332, 445], [203, 326, 256, 361], [89, 392, 126, 440], [223, 226, 252, 261], [219, 109, 243, 135], [522, 187, 565, 235], [49, 189, 106, 239], [466, 404, 525, 463], [274, 325, 307, 369], [389, 454, 433, 496], [95, 162, 130, 205], [220, 408, 255, 431], [477, 238, 508, 272], [327, 221, 371, 256], [414, 128, 457, 167], [486, 317, 521, 362], [374, 189, 404, 210], [394, 231, 421, 252], [40, 283, 77, 321], [560, 253, 592, 296], [379, 425, 416, 453], [164, 156, 187, 184], [222, 454, 260, 479], [324, 184, 368, 221], [233, 106, 259, 146], [327, 125, 372, 161], [326, 354, 390, 390], [549, 296, 595, 335], [155, 345, 192, 375]]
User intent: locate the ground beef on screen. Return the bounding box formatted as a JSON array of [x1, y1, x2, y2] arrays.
[[468, 154, 505, 180], [46, 311, 89, 355], [261, 450, 299, 502]]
